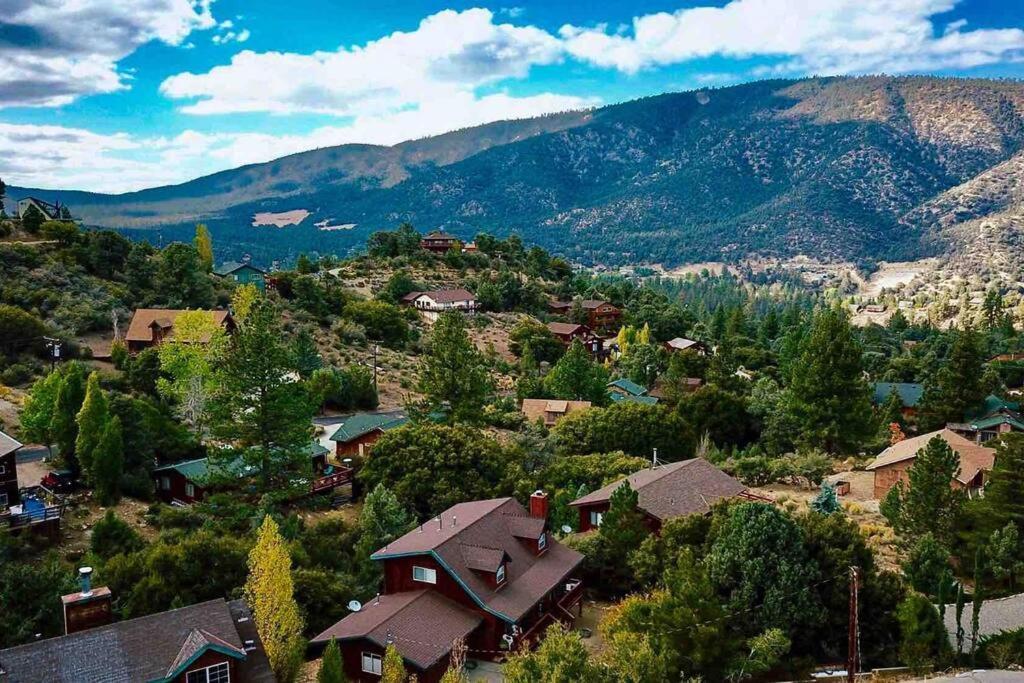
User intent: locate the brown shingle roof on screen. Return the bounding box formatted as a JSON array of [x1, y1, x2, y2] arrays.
[[0, 430, 22, 458], [461, 544, 508, 572], [415, 288, 476, 304], [371, 498, 582, 622], [520, 399, 591, 423], [570, 458, 748, 522], [866, 428, 995, 484], [580, 299, 613, 310], [311, 591, 481, 670], [547, 322, 587, 336], [0, 598, 273, 683], [125, 309, 232, 343]]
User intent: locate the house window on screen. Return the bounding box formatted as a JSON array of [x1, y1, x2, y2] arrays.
[[362, 652, 383, 675], [0, 493, 7, 508], [413, 566, 437, 584], [589, 511, 603, 527], [186, 662, 230, 683], [496, 564, 506, 584], [537, 532, 547, 551], [160, 476, 171, 491], [0, 464, 5, 475], [185, 482, 195, 498]]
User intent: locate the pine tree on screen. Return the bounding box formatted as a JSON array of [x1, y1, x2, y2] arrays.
[[193, 223, 214, 272], [318, 638, 346, 683], [954, 583, 966, 658], [543, 340, 609, 404], [21, 204, 44, 234], [810, 482, 840, 515], [381, 644, 406, 683], [918, 327, 986, 430], [970, 549, 984, 662], [75, 372, 109, 479], [291, 330, 322, 379], [981, 433, 1024, 534], [416, 311, 490, 423], [246, 516, 305, 682], [784, 308, 872, 453], [52, 364, 86, 475], [899, 436, 963, 545], [354, 485, 415, 592], [92, 416, 123, 505]]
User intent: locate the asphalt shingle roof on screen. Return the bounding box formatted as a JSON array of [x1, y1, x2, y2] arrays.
[[0, 430, 22, 458], [125, 309, 232, 343], [865, 429, 995, 484], [570, 458, 748, 522], [213, 261, 265, 276]]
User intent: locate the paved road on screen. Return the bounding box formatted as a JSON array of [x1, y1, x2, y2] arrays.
[[15, 445, 50, 463]]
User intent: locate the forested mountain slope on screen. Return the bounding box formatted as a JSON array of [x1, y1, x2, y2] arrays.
[[9, 76, 1024, 267]]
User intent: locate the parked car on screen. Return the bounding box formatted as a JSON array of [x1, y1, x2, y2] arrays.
[[41, 470, 76, 493]]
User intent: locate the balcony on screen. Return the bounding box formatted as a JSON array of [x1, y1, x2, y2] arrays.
[[310, 466, 353, 494]]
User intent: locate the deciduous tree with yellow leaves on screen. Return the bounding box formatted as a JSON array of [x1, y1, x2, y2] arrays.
[[245, 516, 305, 682]]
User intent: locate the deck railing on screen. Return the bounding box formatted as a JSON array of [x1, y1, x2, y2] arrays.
[[310, 467, 354, 493]]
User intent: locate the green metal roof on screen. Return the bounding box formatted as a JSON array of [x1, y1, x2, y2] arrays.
[[329, 412, 408, 443], [971, 413, 1024, 432], [609, 392, 659, 406], [607, 378, 647, 396], [213, 261, 265, 276], [155, 442, 329, 483], [871, 382, 924, 408]]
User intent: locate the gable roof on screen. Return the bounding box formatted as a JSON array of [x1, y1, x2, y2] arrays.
[[164, 628, 245, 679], [154, 443, 327, 484], [0, 599, 273, 683], [665, 337, 702, 351], [422, 230, 457, 240], [0, 430, 22, 458], [871, 382, 924, 408], [19, 196, 60, 219], [607, 378, 648, 396], [329, 411, 408, 444], [580, 299, 613, 310], [125, 309, 232, 343], [413, 288, 476, 304], [609, 393, 659, 405], [312, 590, 481, 670], [570, 458, 748, 522], [865, 429, 996, 484], [214, 261, 265, 276], [520, 399, 591, 422], [547, 322, 588, 336], [371, 498, 583, 622]]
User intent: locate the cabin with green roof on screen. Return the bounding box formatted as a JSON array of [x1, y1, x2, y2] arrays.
[[329, 411, 409, 457], [871, 382, 924, 418], [213, 260, 266, 290], [606, 378, 658, 405]]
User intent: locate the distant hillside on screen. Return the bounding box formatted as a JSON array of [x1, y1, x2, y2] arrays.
[[9, 76, 1024, 267]]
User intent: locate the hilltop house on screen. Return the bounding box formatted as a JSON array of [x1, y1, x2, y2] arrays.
[[866, 429, 996, 499], [548, 299, 621, 330], [125, 309, 234, 353], [546, 322, 604, 358], [607, 378, 659, 405], [329, 411, 409, 457], [420, 230, 460, 253], [312, 494, 584, 683], [871, 382, 924, 419], [0, 430, 21, 511], [16, 196, 64, 221], [570, 458, 756, 533], [520, 399, 591, 427], [400, 289, 477, 322], [0, 567, 274, 683], [214, 259, 266, 290]]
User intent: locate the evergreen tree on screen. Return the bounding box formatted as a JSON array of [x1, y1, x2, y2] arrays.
[[318, 638, 346, 683], [21, 204, 44, 234], [955, 583, 966, 657], [354, 485, 415, 592], [52, 364, 86, 475], [246, 516, 305, 683], [503, 625, 601, 683], [155, 242, 214, 309], [291, 330, 322, 379], [543, 340, 609, 404], [210, 301, 314, 491], [902, 533, 951, 596], [980, 433, 1024, 534], [381, 644, 406, 683], [898, 436, 964, 545], [810, 482, 841, 515], [784, 308, 872, 453], [879, 387, 906, 432], [592, 481, 648, 593], [92, 416, 123, 505], [75, 372, 109, 479], [987, 523, 1023, 590], [193, 224, 214, 272], [897, 593, 950, 671], [416, 311, 490, 423], [918, 327, 986, 430], [970, 549, 984, 662]]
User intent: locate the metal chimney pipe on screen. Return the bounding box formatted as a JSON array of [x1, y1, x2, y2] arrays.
[[78, 567, 93, 597]]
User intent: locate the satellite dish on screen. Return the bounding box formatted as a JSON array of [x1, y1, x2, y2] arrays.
[[561, 525, 573, 534], [347, 600, 362, 612]]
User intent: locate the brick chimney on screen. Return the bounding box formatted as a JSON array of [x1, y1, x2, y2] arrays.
[[529, 490, 549, 520], [61, 567, 113, 635]]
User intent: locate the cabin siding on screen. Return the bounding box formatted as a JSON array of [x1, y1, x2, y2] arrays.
[[154, 469, 205, 505], [172, 650, 240, 683], [0, 450, 19, 509]]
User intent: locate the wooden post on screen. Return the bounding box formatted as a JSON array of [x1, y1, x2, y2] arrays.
[[847, 566, 860, 683]]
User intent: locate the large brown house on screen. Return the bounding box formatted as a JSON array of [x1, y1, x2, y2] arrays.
[[312, 494, 584, 683], [548, 299, 621, 330], [400, 289, 478, 322], [125, 309, 234, 353], [420, 230, 460, 253], [0, 570, 274, 683], [570, 458, 754, 533], [866, 428, 996, 499]]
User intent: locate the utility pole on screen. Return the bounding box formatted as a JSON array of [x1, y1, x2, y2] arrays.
[[847, 566, 860, 683], [44, 337, 62, 373], [372, 344, 379, 391]]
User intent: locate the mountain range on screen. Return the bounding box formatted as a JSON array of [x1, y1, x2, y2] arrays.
[[8, 76, 1024, 268]]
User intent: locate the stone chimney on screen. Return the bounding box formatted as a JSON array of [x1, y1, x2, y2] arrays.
[[529, 490, 549, 520], [61, 567, 113, 635]]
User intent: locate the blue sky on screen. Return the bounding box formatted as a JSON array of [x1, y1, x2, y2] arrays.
[[2, 0, 1023, 193]]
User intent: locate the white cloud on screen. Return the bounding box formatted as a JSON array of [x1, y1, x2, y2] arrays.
[[161, 8, 563, 116], [559, 0, 1024, 75], [0, 0, 216, 107]]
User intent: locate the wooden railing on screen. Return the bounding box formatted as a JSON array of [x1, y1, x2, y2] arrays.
[[310, 467, 353, 493]]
